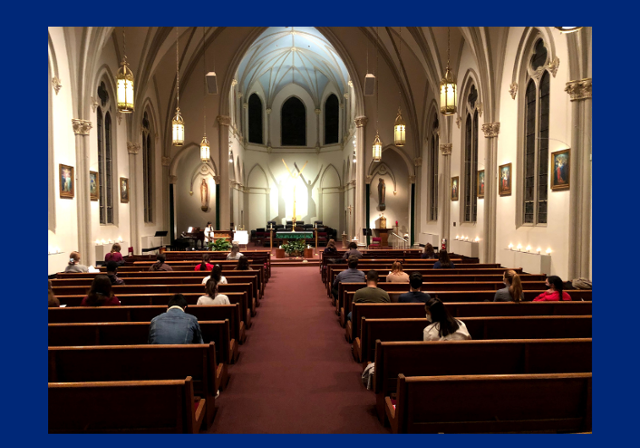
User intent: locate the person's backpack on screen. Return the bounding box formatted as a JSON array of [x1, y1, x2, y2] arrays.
[[361, 363, 375, 390]]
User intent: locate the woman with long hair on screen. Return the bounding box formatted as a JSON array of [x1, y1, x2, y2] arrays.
[[105, 243, 125, 265], [324, 239, 338, 256], [235, 255, 253, 271], [421, 243, 436, 259], [386, 260, 410, 282], [433, 249, 455, 269], [423, 297, 471, 341], [202, 263, 228, 285], [80, 274, 120, 306], [150, 254, 173, 271], [48, 280, 60, 307], [197, 277, 230, 305], [227, 244, 244, 260], [195, 254, 214, 272], [493, 269, 524, 302], [533, 275, 572, 301], [64, 251, 88, 273]]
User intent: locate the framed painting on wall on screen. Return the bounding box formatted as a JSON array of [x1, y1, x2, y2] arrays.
[[477, 170, 485, 198], [551, 148, 570, 191], [120, 177, 129, 203], [90, 171, 99, 201], [59, 164, 74, 199], [498, 163, 512, 196], [451, 176, 459, 201]]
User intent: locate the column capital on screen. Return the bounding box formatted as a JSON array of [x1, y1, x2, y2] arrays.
[[354, 116, 368, 128], [414, 157, 422, 167], [509, 82, 518, 100], [481, 122, 500, 138], [243, 102, 248, 109], [565, 78, 592, 101], [366, 175, 372, 184], [315, 108, 321, 115], [127, 142, 140, 155], [408, 175, 416, 184], [440, 143, 452, 155], [52, 77, 62, 95], [266, 108, 272, 115], [72, 119, 92, 135], [217, 115, 232, 126], [162, 156, 171, 167], [231, 79, 238, 87], [455, 115, 461, 129], [169, 174, 178, 184]]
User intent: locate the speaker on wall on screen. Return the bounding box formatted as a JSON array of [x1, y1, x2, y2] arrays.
[[364, 74, 376, 96], [206, 72, 218, 94]]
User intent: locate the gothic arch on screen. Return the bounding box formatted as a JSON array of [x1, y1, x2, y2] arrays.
[[367, 144, 414, 179], [370, 162, 397, 195], [320, 164, 341, 189], [169, 142, 218, 179], [247, 163, 270, 190], [511, 27, 559, 93]]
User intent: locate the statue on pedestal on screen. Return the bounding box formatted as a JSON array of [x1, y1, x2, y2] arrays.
[[378, 178, 386, 211], [379, 213, 387, 229]]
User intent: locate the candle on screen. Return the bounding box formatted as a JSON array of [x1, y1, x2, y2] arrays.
[[526, 245, 531, 252], [516, 244, 522, 251], [536, 247, 541, 254], [546, 248, 552, 254], [474, 237, 480, 242], [508, 243, 513, 250]]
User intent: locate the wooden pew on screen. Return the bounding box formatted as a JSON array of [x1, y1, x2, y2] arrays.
[[49, 376, 206, 433], [357, 315, 593, 363], [55, 291, 252, 329], [347, 301, 593, 343], [49, 343, 220, 428], [386, 372, 591, 433], [48, 319, 235, 368], [373, 338, 592, 424], [49, 304, 246, 345]]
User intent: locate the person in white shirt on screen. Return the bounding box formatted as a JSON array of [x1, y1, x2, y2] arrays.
[[226, 243, 243, 260], [197, 277, 230, 305], [201, 264, 228, 285], [423, 297, 472, 341]]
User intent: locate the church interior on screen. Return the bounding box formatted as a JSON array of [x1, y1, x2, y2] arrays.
[[48, 26, 592, 433]]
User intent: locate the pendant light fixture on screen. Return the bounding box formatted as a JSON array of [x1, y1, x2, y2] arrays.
[[372, 27, 382, 162], [393, 28, 406, 147], [200, 27, 210, 162], [555, 26, 583, 33], [172, 27, 185, 146], [116, 27, 135, 113], [440, 27, 457, 116]]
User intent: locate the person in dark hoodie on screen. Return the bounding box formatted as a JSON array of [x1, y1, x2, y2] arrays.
[[105, 261, 125, 285]]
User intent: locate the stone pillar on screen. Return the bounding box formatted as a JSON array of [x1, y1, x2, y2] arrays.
[[127, 141, 140, 253], [440, 142, 452, 248], [413, 157, 422, 245], [72, 119, 93, 265], [344, 93, 350, 139], [266, 108, 272, 148], [315, 108, 321, 148], [217, 115, 231, 230], [169, 174, 178, 241], [354, 116, 368, 242], [481, 122, 500, 263], [565, 78, 592, 279], [162, 156, 171, 240]]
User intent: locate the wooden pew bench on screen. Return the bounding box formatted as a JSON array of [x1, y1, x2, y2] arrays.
[[373, 338, 592, 424], [357, 315, 593, 363], [386, 373, 591, 433], [49, 376, 206, 433], [49, 343, 221, 428]]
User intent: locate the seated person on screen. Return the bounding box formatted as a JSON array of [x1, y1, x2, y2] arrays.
[[105, 243, 125, 266], [227, 244, 244, 260], [80, 274, 121, 306], [235, 255, 253, 271], [494, 269, 524, 302], [342, 241, 363, 260], [202, 264, 228, 285], [48, 280, 60, 307], [149, 254, 173, 271], [433, 249, 455, 269], [64, 251, 88, 273], [533, 275, 572, 301], [197, 278, 230, 305], [421, 243, 436, 259], [386, 261, 410, 282], [332, 256, 366, 302], [423, 297, 471, 341], [323, 239, 339, 258], [347, 270, 390, 321], [105, 261, 125, 285], [398, 272, 431, 303], [148, 294, 204, 344], [195, 254, 214, 272]]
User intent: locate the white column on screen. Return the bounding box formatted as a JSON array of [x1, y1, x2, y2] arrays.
[[315, 108, 321, 148], [440, 142, 452, 247], [266, 108, 272, 149], [127, 142, 141, 253], [72, 119, 93, 265], [354, 116, 367, 241], [217, 115, 231, 230], [481, 122, 500, 263]]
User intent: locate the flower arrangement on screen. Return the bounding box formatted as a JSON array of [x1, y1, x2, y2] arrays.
[[209, 239, 232, 251], [282, 239, 306, 257]]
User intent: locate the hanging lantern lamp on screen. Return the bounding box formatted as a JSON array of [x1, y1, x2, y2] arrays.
[[372, 133, 382, 162], [394, 107, 406, 146], [117, 28, 134, 113], [172, 28, 185, 146], [440, 27, 457, 115], [200, 136, 210, 162]]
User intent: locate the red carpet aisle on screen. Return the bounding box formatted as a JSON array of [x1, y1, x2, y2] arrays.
[[210, 266, 388, 433]]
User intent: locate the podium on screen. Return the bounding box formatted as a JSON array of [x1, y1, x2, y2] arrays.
[[375, 228, 393, 248]]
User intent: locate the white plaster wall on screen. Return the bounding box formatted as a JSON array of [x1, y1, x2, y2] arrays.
[[496, 27, 572, 279]]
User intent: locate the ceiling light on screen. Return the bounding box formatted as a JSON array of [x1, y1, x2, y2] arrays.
[[117, 28, 134, 113], [172, 28, 184, 146], [555, 27, 583, 34], [440, 27, 457, 115]]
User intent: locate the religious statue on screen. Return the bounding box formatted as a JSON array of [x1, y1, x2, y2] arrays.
[[378, 178, 386, 211], [200, 178, 209, 211], [379, 213, 387, 229]]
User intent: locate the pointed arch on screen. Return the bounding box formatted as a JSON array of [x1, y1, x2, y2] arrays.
[[320, 163, 341, 189], [247, 163, 270, 189]]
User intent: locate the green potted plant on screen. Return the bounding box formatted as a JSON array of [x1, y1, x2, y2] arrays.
[[209, 239, 232, 251], [282, 239, 306, 257]]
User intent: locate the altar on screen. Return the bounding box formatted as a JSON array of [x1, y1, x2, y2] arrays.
[[275, 231, 314, 239]]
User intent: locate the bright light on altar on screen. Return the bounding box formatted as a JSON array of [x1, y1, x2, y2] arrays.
[[455, 235, 459, 240], [546, 248, 552, 254], [516, 244, 522, 251], [508, 243, 514, 250], [537, 247, 541, 254], [118, 236, 123, 243], [474, 236, 480, 242], [526, 245, 531, 252]]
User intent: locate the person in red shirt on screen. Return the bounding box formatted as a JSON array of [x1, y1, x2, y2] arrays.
[[105, 243, 125, 265], [80, 274, 121, 306], [194, 254, 214, 272], [533, 275, 571, 301]]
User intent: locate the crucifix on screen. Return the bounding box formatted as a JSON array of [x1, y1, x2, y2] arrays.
[[282, 158, 308, 232], [347, 205, 353, 216]]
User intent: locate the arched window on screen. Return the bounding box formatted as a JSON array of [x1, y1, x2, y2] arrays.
[[142, 112, 153, 223], [105, 112, 114, 224], [522, 39, 550, 225], [463, 85, 479, 223], [281, 97, 306, 146], [248, 94, 263, 144], [429, 116, 439, 221], [324, 94, 339, 144]]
